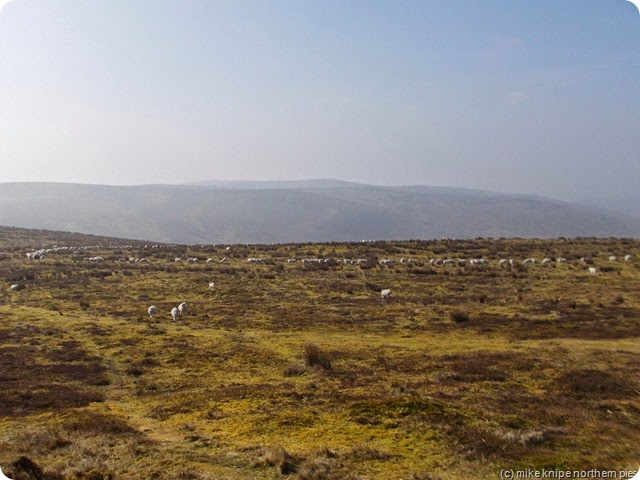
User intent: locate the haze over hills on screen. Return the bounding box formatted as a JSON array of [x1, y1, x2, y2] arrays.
[[0, 181, 638, 244]]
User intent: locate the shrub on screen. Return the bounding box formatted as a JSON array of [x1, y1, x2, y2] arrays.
[[450, 311, 470, 323], [304, 343, 332, 370]]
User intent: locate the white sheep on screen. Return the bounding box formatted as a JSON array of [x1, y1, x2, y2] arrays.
[[148, 305, 157, 318], [170, 307, 179, 321], [624, 254, 633, 262], [178, 302, 187, 315], [588, 267, 599, 275], [557, 257, 567, 263], [381, 288, 392, 299], [10, 284, 20, 291], [609, 255, 617, 262], [208, 282, 216, 290]]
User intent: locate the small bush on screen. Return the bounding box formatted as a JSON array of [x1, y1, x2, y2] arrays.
[[450, 311, 470, 323], [304, 343, 332, 370]]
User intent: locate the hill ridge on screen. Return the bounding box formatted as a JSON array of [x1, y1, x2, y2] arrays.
[[0, 181, 638, 243]]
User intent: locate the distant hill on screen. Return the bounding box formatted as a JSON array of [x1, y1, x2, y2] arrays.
[[0, 181, 638, 244]]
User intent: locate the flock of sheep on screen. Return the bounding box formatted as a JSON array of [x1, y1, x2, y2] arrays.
[[11, 246, 636, 312]]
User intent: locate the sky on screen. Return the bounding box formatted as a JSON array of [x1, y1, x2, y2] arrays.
[[0, 1, 639, 201]]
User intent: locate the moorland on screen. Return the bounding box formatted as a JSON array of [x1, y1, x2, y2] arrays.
[[0, 226, 638, 479]]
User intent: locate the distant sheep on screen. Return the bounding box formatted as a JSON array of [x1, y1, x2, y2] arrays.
[[588, 267, 599, 275], [608, 255, 617, 262], [381, 288, 392, 299], [148, 305, 157, 318], [208, 282, 216, 290], [10, 284, 22, 291], [624, 254, 633, 262], [178, 302, 187, 315], [170, 307, 179, 321]]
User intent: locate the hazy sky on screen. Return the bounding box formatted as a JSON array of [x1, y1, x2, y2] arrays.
[[0, 1, 638, 201]]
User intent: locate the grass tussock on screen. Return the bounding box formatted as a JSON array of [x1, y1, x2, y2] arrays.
[[304, 343, 332, 370]]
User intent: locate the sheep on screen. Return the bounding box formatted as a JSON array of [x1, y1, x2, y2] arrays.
[[522, 258, 536, 265], [470, 258, 488, 265], [588, 267, 599, 275], [170, 307, 179, 321], [208, 282, 216, 290], [557, 257, 567, 263], [609, 255, 617, 262], [498, 258, 510, 266], [178, 302, 187, 315], [148, 305, 157, 318], [10, 284, 20, 291], [380, 288, 392, 299], [624, 254, 633, 262], [542, 258, 553, 265]]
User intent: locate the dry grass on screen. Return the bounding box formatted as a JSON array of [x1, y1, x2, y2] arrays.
[[0, 232, 639, 479]]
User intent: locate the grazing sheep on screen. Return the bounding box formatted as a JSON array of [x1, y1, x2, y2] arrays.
[[498, 258, 509, 266], [148, 305, 157, 318], [170, 307, 179, 321], [588, 267, 599, 275], [208, 282, 216, 290], [178, 302, 187, 315], [557, 257, 567, 263], [609, 255, 617, 262], [469, 258, 488, 265], [10, 284, 20, 291], [522, 258, 536, 265], [624, 254, 633, 262], [381, 288, 392, 299], [542, 258, 553, 265]]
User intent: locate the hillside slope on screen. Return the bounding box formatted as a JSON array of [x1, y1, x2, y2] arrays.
[[0, 181, 638, 243]]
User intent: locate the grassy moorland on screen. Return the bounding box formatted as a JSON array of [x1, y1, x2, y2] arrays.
[[0, 227, 639, 479]]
